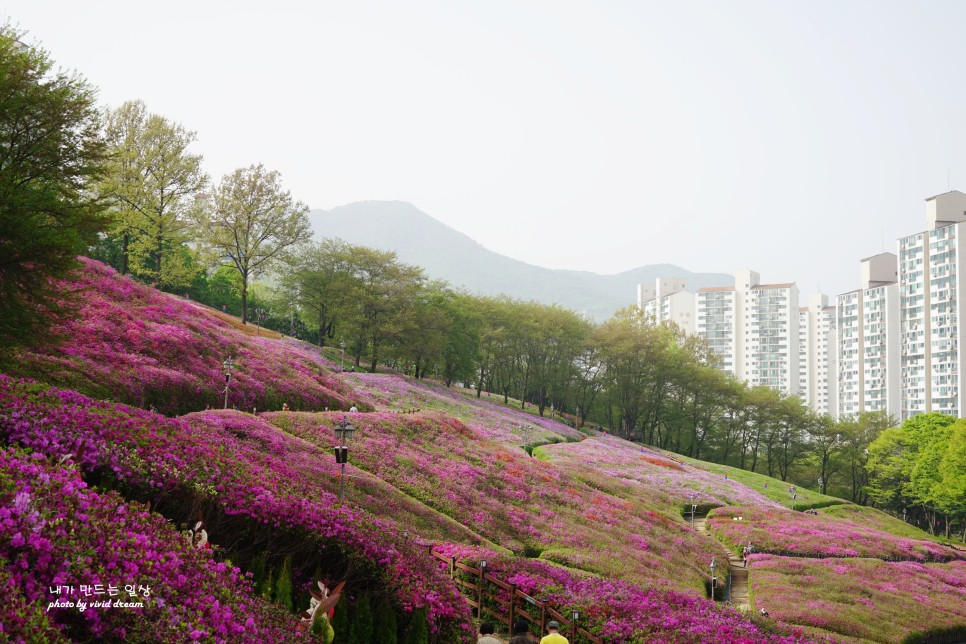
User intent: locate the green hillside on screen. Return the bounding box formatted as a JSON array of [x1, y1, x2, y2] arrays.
[[2, 266, 964, 643]]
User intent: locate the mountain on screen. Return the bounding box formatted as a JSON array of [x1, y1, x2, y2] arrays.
[[307, 201, 732, 320]]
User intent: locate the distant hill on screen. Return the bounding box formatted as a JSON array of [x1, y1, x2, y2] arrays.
[[307, 201, 733, 321]]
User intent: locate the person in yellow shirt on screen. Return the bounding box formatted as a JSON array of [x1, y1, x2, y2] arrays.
[[539, 621, 568, 644]]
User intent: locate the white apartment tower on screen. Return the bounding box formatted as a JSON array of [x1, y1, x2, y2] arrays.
[[637, 278, 695, 335], [696, 270, 800, 395], [836, 253, 901, 419], [898, 191, 966, 419], [799, 294, 837, 416]]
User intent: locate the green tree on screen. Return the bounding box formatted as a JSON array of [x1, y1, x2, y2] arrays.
[[281, 238, 356, 346], [371, 601, 398, 644], [99, 99, 207, 288], [0, 27, 108, 355], [199, 163, 311, 325], [401, 607, 428, 644], [347, 595, 373, 644]]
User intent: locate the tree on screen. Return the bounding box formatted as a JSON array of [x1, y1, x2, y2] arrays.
[[281, 238, 356, 346], [0, 28, 107, 355], [199, 163, 311, 324], [99, 99, 207, 288]]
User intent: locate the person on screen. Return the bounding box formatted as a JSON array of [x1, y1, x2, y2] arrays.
[[478, 622, 503, 644], [540, 620, 569, 644], [349, 404, 358, 413], [282, 402, 289, 411], [509, 621, 531, 644], [742, 545, 749, 568], [760, 607, 769, 617]]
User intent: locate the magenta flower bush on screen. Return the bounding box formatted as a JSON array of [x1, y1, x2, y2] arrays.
[[0, 375, 473, 639], [750, 555, 966, 643], [266, 408, 728, 594], [433, 544, 831, 644], [542, 437, 784, 512], [13, 258, 355, 415], [707, 506, 966, 562], [346, 373, 585, 444], [0, 446, 306, 643]]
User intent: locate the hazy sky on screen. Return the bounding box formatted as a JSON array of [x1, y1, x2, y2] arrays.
[[8, 1, 966, 301]]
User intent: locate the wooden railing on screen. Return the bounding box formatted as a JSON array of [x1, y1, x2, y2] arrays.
[[430, 550, 603, 643]]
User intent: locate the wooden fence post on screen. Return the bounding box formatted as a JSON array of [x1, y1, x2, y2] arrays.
[[477, 563, 485, 618], [508, 584, 516, 629]]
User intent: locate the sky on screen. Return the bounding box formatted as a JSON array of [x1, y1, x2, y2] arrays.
[[7, 0, 966, 302]]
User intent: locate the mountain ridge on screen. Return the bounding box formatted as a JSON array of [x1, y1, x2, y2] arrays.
[[307, 201, 733, 320]]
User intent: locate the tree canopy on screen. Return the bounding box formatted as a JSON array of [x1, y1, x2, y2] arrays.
[[0, 27, 107, 355]]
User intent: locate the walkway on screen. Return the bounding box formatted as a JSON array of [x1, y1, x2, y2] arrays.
[[692, 513, 749, 613]]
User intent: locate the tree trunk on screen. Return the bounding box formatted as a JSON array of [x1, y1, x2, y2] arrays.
[[240, 276, 248, 325]]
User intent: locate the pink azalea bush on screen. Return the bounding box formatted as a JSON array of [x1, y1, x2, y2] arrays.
[[0, 375, 473, 639], [707, 506, 965, 562], [749, 555, 966, 643], [13, 258, 354, 415], [433, 544, 832, 644], [0, 446, 305, 643], [266, 408, 728, 593], [346, 373, 585, 443]]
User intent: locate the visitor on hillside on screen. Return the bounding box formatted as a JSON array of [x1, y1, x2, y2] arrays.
[[509, 620, 531, 644], [478, 622, 504, 644], [282, 402, 289, 411], [540, 620, 569, 644], [349, 404, 358, 413], [742, 545, 750, 568]]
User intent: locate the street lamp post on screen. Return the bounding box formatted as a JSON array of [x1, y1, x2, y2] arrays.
[[521, 423, 532, 456], [222, 356, 235, 409], [689, 493, 698, 529], [710, 557, 718, 600], [334, 416, 356, 502]]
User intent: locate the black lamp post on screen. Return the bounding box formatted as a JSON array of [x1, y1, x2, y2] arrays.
[[689, 493, 698, 529], [222, 356, 235, 409], [521, 423, 532, 455], [334, 416, 356, 502], [710, 557, 717, 601]]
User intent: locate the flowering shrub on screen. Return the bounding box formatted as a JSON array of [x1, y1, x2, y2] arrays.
[[707, 506, 966, 562], [750, 555, 966, 643], [265, 408, 728, 594], [433, 544, 829, 643], [0, 375, 473, 640], [12, 258, 355, 415], [0, 446, 305, 642], [346, 373, 585, 444]]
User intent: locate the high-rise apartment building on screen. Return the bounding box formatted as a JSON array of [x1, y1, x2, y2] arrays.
[[637, 278, 695, 334], [695, 270, 800, 395], [898, 190, 966, 419], [799, 294, 837, 416], [835, 253, 900, 419]]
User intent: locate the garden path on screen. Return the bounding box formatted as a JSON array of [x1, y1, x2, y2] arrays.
[[692, 513, 750, 612]]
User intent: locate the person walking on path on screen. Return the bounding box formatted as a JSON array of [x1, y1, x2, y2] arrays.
[[539, 620, 569, 644], [742, 544, 749, 568], [478, 622, 504, 644]]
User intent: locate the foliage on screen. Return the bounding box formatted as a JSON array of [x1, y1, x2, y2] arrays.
[[98, 99, 207, 289], [750, 555, 966, 643], [0, 445, 308, 642], [0, 27, 108, 356], [10, 258, 354, 415], [347, 595, 373, 644], [706, 505, 964, 562], [198, 163, 311, 325], [0, 376, 474, 637]]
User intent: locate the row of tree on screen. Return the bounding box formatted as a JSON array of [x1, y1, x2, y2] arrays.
[[2, 26, 961, 540]]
